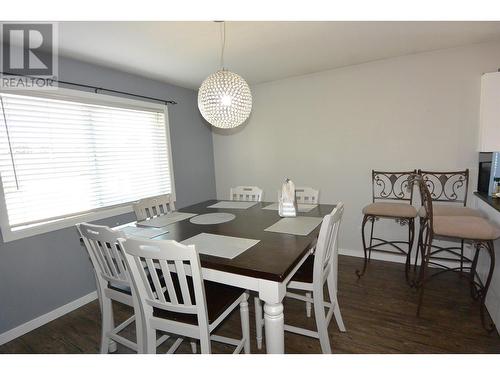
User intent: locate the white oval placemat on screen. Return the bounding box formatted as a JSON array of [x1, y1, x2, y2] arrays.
[[190, 212, 236, 225]]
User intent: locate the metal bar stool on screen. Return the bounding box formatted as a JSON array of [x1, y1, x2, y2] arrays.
[[356, 170, 417, 284], [414, 169, 484, 277], [415, 175, 499, 332]]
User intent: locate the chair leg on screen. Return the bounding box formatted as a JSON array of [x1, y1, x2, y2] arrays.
[[368, 217, 375, 261], [356, 215, 373, 278], [413, 218, 424, 272], [100, 297, 113, 354], [405, 219, 415, 286], [479, 241, 496, 332], [134, 313, 144, 354], [190, 341, 197, 354], [254, 296, 263, 350], [240, 293, 251, 354], [305, 292, 312, 318], [470, 244, 481, 300], [417, 234, 431, 317], [327, 273, 346, 332], [313, 289, 332, 354], [145, 327, 157, 354], [130, 294, 144, 354], [199, 329, 211, 354], [460, 239, 465, 274]]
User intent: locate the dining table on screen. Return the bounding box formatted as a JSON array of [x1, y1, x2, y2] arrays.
[[115, 199, 334, 354]]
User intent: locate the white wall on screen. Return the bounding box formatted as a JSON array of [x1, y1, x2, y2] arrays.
[[212, 40, 500, 261]]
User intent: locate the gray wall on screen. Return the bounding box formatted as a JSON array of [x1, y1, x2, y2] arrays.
[[0, 55, 216, 334]]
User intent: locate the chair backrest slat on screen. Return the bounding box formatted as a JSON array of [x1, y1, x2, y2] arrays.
[[103, 242, 121, 277], [77, 223, 129, 285], [91, 239, 113, 276], [230, 186, 263, 202], [145, 258, 167, 303], [134, 194, 176, 221], [134, 256, 156, 301], [175, 260, 193, 305], [112, 243, 128, 277], [159, 260, 178, 304]]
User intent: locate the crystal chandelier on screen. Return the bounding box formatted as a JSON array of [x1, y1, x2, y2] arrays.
[[198, 22, 252, 129]]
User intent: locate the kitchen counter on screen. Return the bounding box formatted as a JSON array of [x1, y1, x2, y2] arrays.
[[474, 191, 500, 213]]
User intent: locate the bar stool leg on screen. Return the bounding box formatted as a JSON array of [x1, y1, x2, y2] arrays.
[[405, 219, 415, 285], [479, 241, 496, 332], [356, 215, 372, 278], [368, 218, 375, 261], [470, 244, 481, 300], [460, 239, 465, 274], [416, 232, 432, 317], [413, 218, 424, 272]]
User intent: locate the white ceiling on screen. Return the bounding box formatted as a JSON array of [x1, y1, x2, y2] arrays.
[[55, 21, 500, 89]]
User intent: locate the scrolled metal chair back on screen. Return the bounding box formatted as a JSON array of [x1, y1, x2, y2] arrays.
[[418, 169, 469, 205], [371, 170, 417, 203]]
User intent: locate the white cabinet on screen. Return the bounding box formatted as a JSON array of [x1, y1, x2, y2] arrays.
[[473, 195, 500, 334], [479, 72, 500, 152]]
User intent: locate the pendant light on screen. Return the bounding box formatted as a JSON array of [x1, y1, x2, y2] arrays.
[[198, 22, 252, 129]]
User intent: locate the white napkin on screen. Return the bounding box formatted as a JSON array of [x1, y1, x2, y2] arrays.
[[279, 178, 297, 217]]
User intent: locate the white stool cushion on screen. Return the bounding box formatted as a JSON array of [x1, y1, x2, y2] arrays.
[[418, 205, 483, 218], [433, 216, 500, 241], [362, 202, 417, 218]]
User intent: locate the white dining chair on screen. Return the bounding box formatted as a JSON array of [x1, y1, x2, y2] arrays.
[[230, 186, 263, 202], [295, 187, 320, 204], [277, 186, 319, 204], [254, 203, 346, 353], [77, 223, 143, 353], [119, 236, 251, 354], [78, 223, 180, 354], [133, 193, 176, 221]]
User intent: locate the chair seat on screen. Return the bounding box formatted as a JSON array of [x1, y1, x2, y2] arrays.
[[418, 205, 483, 218], [153, 277, 244, 325], [362, 202, 417, 218], [291, 256, 314, 284], [108, 268, 163, 296], [433, 216, 500, 241], [108, 282, 132, 295]]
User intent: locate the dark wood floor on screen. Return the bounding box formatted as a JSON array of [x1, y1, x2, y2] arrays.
[[1, 255, 499, 354]]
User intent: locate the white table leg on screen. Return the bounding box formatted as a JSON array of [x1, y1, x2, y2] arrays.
[[263, 302, 284, 353], [258, 279, 286, 354]]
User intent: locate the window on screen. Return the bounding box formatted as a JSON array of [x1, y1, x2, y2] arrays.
[[0, 89, 174, 241]]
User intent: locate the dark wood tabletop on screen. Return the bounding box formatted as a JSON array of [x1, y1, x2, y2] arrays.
[[152, 200, 335, 282]]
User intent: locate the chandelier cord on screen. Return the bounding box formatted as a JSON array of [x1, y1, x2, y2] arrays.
[[220, 21, 226, 70]]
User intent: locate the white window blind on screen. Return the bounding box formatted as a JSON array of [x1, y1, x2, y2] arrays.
[[0, 91, 172, 229]]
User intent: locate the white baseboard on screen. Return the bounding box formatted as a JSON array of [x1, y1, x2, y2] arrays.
[[340, 247, 408, 264], [340, 247, 473, 269], [0, 291, 98, 346]]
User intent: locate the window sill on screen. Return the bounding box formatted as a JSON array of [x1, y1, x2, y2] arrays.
[[0, 205, 133, 243]]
